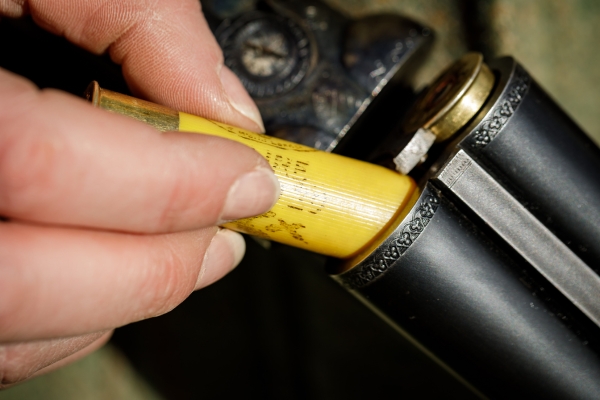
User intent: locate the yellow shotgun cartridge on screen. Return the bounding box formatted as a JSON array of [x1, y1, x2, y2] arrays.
[[85, 82, 418, 259]]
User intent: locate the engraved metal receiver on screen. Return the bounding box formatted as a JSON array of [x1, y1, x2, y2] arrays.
[[203, 0, 432, 152]]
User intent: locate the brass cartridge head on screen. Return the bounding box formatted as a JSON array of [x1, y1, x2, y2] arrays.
[[403, 52, 495, 142], [391, 53, 495, 174], [85, 81, 179, 132]]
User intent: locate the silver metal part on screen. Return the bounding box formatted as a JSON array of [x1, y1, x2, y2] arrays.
[[435, 150, 600, 328], [393, 127, 436, 174]]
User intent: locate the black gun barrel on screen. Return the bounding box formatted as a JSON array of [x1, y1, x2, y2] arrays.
[[333, 57, 600, 399]]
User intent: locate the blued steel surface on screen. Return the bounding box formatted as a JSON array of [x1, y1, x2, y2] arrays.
[[331, 54, 600, 399], [436, 150, 600, 327], [335, 184, 600, 399]]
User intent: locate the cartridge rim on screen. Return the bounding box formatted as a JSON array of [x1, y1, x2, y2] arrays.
[[403, 52, 495, 142]]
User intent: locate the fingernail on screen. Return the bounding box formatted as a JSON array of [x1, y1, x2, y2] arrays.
[[195, 229, 245, 290], [220, 167, 280, 222], [220, 66, 265, 132]]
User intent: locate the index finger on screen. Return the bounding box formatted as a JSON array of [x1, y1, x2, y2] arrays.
[[0, 68, 279, 233]]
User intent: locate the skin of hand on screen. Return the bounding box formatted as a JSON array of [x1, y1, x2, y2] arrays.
[[0, 0, 280, 387]]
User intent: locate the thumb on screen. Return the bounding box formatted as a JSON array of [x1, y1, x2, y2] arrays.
[[4, 0, 264, 132]]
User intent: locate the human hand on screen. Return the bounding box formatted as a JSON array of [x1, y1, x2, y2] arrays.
[[0, 0, 279, 387]]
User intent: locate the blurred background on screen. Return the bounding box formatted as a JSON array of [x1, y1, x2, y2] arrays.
[[1, 1, 599, 399]]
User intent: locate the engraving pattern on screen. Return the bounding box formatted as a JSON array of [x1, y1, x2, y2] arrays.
[[437, 151, 473, 189], [471, 66, 530, 148], [339, 193, 440, 289]]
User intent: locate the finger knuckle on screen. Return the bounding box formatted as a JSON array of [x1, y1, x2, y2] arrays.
[[157, 171, 193, 231], [0, 131, 66, 215], [140, 241, 196, 318], [0, 277, 28, 342]]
